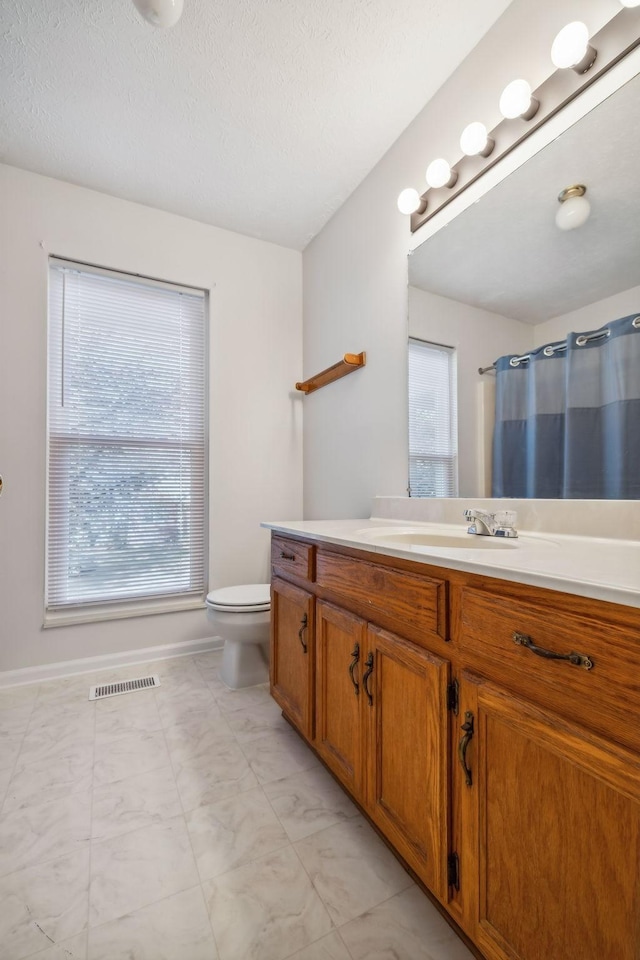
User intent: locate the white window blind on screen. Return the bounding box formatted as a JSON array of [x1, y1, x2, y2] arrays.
[[47, 258, 207, 611], [408, 338, 458, 497]]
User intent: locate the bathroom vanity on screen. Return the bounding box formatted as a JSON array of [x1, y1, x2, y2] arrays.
[[264, 510, 640, 960]]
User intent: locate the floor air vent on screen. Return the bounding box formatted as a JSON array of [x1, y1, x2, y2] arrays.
[[89, 675, 160, 701]]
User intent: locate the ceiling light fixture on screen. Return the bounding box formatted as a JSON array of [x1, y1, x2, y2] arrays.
[[551, 22, 597, 73], [555, 184, 591, 230], [425, 159, 458, 190], [397, 189, 427, 216], [460, 122, 495, 157], [499, 79, 540, 121], [132, 0, 183, 28], [402, 8, 639, 231]]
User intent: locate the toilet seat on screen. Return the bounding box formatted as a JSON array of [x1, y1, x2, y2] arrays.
[[206, 583, 271, 614]]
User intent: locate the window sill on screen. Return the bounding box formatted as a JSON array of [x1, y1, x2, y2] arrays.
[[43, 596, 206, 629]]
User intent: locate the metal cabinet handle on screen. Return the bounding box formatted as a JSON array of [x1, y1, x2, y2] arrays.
[[298, 614, 308, 654], [513, 631, 594, 671], [280, 550, 296, 561], [348, 643, 360, 696], [458, 711, 474, 787], [362, 652, 374, 707]]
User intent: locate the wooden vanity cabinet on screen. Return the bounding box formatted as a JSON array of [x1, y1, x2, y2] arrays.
[[454, 580, 640, 960], [270, 533, 640, 960], [270, 578, 315, 740], [315, 600, 367, 796], [459, 674, 640, 960], [314, 601, 451, 899], [365, 624, 450, 900]]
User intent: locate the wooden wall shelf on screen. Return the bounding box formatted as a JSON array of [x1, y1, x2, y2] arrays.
[[296, 352, 366, 395]]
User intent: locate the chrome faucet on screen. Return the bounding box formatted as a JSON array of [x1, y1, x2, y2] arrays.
[[463, 508, 518, 538]]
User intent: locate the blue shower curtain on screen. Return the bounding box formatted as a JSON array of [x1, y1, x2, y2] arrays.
[[492, 313, 640, 499]]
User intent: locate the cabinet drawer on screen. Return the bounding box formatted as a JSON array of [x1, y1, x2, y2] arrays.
[[271, 536, 315, 582], [459, 586, 640, 751], [316, 551, 447, 644]]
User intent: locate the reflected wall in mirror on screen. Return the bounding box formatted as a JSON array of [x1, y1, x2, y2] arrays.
[[408, 70, 640, 500]]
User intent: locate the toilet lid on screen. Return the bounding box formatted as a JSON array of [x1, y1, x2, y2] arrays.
[[206, 583, 271, 613]]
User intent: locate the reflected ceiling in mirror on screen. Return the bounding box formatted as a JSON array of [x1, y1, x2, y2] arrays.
[[408, 71, 640, 324]]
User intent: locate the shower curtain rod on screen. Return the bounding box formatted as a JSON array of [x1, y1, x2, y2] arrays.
[[478, 316, 640, 376]]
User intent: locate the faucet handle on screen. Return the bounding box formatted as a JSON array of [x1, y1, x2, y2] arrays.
[[495, 510, 517, 529]]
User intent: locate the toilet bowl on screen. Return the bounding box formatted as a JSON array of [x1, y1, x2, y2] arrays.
[[205, 584, 271, 690]]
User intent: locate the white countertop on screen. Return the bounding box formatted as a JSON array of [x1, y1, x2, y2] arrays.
[[262, 516, 640, 610]]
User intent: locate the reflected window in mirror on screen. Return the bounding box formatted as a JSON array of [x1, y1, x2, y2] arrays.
[[408, 339, 458, 497]]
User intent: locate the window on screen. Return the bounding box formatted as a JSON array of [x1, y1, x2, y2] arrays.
[[47, 258, 207, 616], [408, 338, 458, 497]]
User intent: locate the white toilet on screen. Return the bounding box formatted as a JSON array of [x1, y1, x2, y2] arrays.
[[205, 584, 271, 689]]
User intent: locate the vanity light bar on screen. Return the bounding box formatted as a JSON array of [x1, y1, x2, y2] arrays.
[[398, 7, 640, 231]]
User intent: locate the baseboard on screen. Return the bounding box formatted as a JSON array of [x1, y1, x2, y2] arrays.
[[0, 636, 224, 689]]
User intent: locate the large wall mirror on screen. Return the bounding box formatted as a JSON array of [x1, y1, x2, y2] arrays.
[[408, 69, 640, 500]]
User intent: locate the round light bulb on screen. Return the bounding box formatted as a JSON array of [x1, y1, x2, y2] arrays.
[[426, 159, 456, 189], [132, 0, 184, 28], [397, 188, 422, 215], [556, 189, 591, 231], [499, 79, 538, 120], [460, 122, 492, 157], [619, 0, 640, 6], [551, 21, 591, 69]]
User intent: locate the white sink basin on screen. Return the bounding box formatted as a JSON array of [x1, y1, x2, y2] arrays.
[[371, 530, 518, 549], [357, 527, 519, 550]]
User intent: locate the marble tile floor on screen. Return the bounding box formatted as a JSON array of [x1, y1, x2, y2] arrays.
[[0, 651, 475, 960]]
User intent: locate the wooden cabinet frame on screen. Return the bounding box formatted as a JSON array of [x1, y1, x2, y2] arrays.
[[270, 533, 640, 960]]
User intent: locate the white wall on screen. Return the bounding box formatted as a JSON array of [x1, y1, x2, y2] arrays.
[[302, 0, 623, 519], [0, 164, 303, 673], [533, 283, 640, 346], [408, 287, 530, 497]]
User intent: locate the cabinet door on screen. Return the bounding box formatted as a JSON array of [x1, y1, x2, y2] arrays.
[[366, 626, 450, 900], [270, 578, 314, 739], [462, 676, 640, 960], [315, 601, 367, 798]]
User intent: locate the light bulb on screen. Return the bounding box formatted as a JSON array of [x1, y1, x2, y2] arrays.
[[459, 122, 494, 157], [619, 0, 640, 6], [397, 188, 425, 215], [132, 0, 183, 28], [499, 79, 539, 121], [425, 159, 458, 190], [551, 22, 596, 73], [556, 185, 591, 231]]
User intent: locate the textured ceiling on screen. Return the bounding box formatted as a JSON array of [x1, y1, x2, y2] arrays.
[[409, 72, 640, 324], [0, 0, 512, 249]]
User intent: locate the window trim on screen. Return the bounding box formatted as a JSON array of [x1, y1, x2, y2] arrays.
[[45, 257, 209, 625], [43, 595, 206, 629]]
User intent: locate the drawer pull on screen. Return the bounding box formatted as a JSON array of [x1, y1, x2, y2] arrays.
[[458, 711, 474, 787], [363, 652, 374, 707], [513, 632, 594, 671], [348, 643, 360, 696], [280, 550, 296, 561], [298, 614, 308, 654]]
